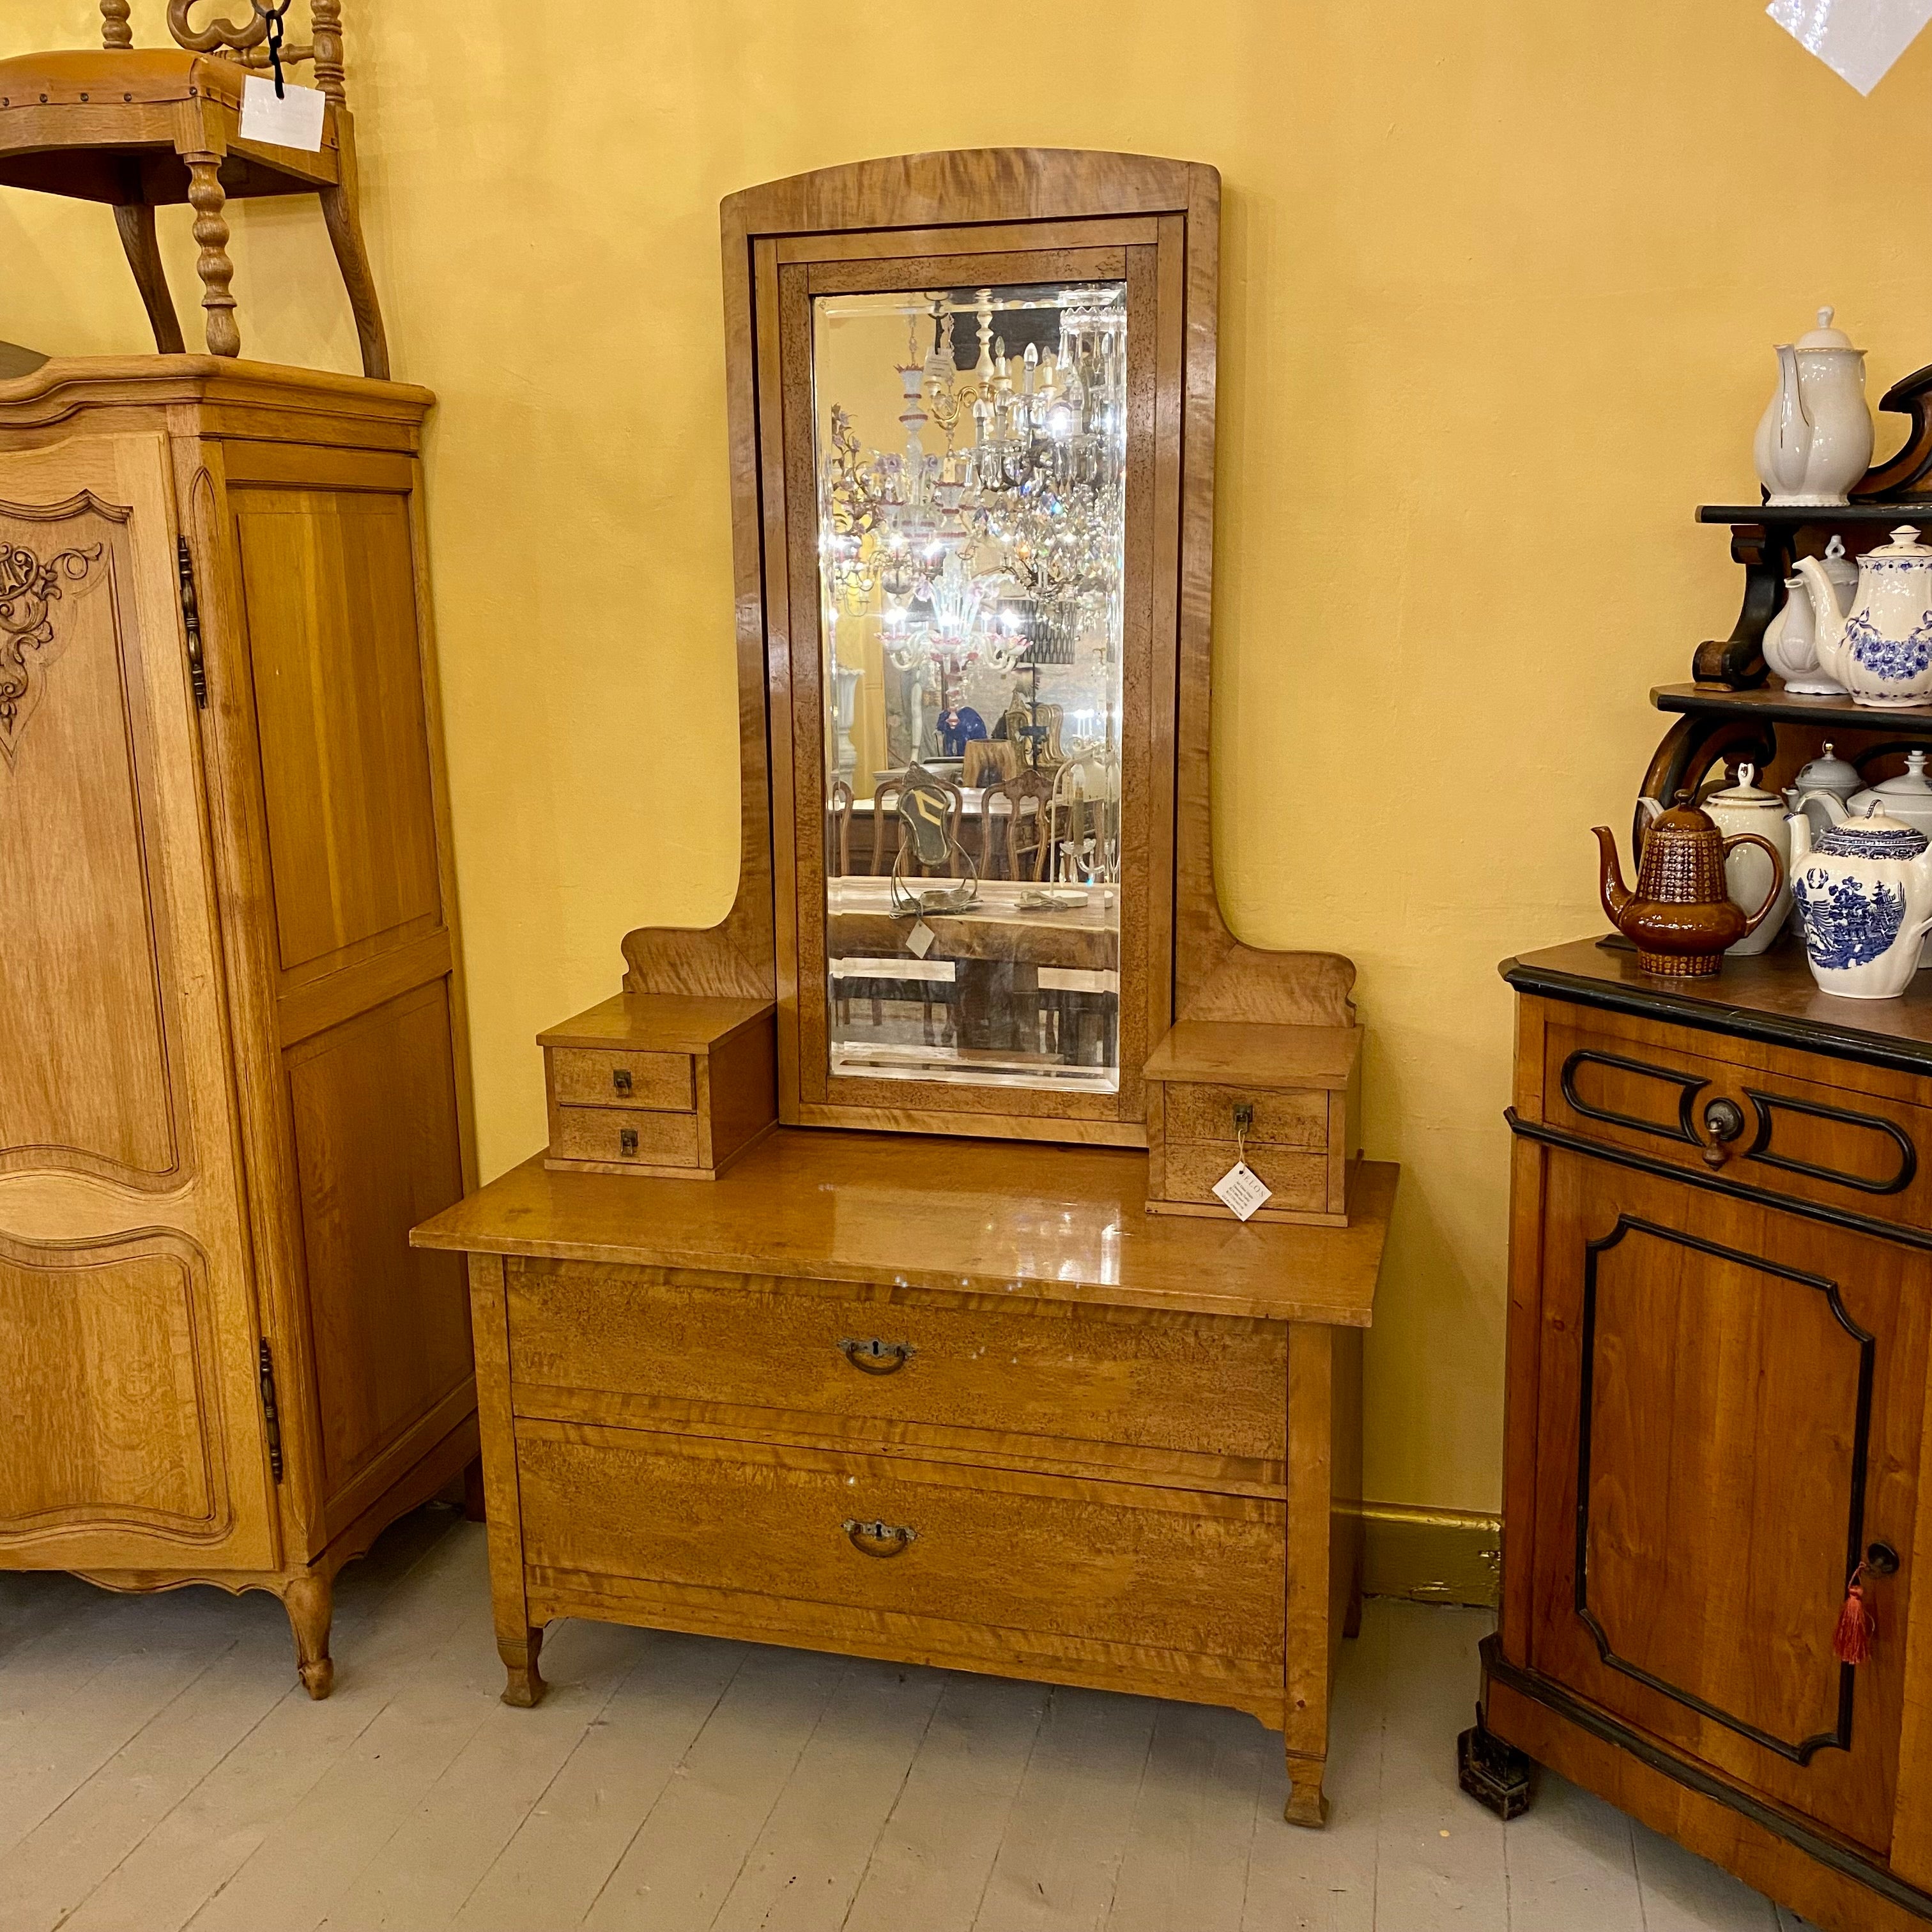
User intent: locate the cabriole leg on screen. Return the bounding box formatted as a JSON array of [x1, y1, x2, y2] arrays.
[[499, 1625, 546, 1708], [282, 1570, 334, 1699], [1284, 1749, 1330, 1827], [112, 203, 187, 354], [184, 155, 240, 358]]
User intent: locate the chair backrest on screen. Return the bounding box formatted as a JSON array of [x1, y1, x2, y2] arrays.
[[107, 1, 351, 105], [985, 767, 1057, 880], [871, 772, 962, 877], [827, 777, 853, 878]]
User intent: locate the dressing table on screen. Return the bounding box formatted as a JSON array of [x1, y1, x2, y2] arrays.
[[415, 148, 1395, 1825]]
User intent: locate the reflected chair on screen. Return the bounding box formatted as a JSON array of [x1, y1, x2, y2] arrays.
[[870, 772, 963, 877], [983, 767, 1057, 880], [0, 1, 389, 377], [827, 777, 854, 878]]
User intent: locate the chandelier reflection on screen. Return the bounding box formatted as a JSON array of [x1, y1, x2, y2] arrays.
[[818, 286, 1127, 726]]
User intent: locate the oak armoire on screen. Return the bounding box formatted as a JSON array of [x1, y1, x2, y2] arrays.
[[0, 356, 477, 1696]]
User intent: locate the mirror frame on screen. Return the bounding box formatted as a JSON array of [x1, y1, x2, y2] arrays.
[[620, 149, 1356, 1147]]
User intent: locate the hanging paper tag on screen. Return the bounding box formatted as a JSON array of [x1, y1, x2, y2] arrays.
[[1213, 1161, 1273, 1222], [240, 75, 326, 151], [907, 921, 937, 960]]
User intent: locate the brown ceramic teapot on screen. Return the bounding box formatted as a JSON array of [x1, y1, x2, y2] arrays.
[[1593, 800, 1783, 976]]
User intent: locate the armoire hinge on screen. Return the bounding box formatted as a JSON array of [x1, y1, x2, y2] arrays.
[[176, 536, 208, 709], [258, 1339, 284, 1482]]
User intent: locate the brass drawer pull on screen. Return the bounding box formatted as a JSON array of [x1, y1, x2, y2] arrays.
[[843, 1518, 917, 1557], [613, 1067, 633, 1095], [619, 1127, 638, 1156], [837, 1337, 915, 1376]]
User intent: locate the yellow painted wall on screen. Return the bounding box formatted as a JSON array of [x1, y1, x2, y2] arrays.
[[6, 0, 1928, 1517]]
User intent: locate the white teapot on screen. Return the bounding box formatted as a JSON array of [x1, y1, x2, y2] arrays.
[[1754, 308, 1873, 507], [1763, 536, 1856, 694], [1796, 526, 1932, 710], [1696, 765, 1792, 954], [1789, 806, 1932, 999]]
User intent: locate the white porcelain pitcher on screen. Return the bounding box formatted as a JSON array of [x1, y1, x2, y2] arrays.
[[1754, 308, 1873, 507]]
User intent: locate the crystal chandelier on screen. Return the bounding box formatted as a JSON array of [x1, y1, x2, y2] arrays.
[[816, 286, 1127, 722]]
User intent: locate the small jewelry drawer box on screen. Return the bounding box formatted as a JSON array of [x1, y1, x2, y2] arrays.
[[1143, 1021, 1361, 1227], [540, 993, 776, 1179]]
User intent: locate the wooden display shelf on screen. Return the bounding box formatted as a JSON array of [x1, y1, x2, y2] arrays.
[[1698, 502, 1932, 526], [1653, 682, 1932, 733]]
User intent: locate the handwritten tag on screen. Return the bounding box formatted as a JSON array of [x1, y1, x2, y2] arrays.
[[239, 75, 326, 151], [1212, 1160, 1273, 1222], [907, 921, 937, 960]]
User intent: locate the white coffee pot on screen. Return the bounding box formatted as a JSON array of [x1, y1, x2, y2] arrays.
[[1754, 307, 1874, 507], [1796, 526, 1932, 709], [1789, 805, 1932, 998], [1763, 535, 1856, 694], [1651, 764, 1790, 955]]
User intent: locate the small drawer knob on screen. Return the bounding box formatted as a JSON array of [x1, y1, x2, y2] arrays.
[[619, 1127, 639, 1157], [613, 1068, 633, 1095]]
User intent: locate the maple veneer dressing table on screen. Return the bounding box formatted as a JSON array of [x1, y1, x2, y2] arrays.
[[415, 148, 1395, 1824]]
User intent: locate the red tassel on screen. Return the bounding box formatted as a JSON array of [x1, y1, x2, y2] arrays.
[[1834, 1572, 1875, 1667]]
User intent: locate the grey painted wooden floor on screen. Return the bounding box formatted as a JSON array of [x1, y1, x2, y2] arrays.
[[0, 1506, 1813, 1931]]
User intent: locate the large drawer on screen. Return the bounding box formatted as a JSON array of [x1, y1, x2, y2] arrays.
[[1539, 1013, 1932, 1234], [515, 1421, 1287, 1665], [504, 1258, 1287, 1466]]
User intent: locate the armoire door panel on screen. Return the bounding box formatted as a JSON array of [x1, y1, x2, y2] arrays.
[[1529, 1149, 1927, 1853], [0, 1231, 226, 1542], [0, 489, 180, 1184], [232, 485, 441, 977], [286, 979, 471, 1510], [0, 433, 276, 1577]]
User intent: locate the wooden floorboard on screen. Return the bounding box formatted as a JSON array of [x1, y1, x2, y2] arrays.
[[0, 1508, 1816, 1930]]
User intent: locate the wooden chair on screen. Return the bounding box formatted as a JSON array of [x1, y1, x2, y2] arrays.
[[870, 773, 963, 877], [983, 767, 1057, 880], [827, 777, 854, 878], [0, 3, 389, 378]]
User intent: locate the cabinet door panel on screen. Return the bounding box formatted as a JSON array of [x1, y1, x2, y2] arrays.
[[0, 484, 180, 1183], [233, 486, 441, 976], [287, 980, 470, 1529], [0, 437, 273, 1573], [1529, 1149, 1926, 1852]]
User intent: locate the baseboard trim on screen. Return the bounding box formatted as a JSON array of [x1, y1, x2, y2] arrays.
[[1351, 1501, 1501, 1609]]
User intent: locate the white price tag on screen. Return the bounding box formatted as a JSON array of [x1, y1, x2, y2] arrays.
[[239, 76, 326, 151], [907, 921, 937, 960], [1212, 1160, 1273, 1222]]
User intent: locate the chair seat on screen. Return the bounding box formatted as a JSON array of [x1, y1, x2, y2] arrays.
[[0, 47, 338, 204]]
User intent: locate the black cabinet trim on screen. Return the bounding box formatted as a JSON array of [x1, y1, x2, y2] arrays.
[[1506, 1110, 1932, 1254], [1559, 1048, 1707, 1147], [1744, 1087, 1919, 1198], [1503, 958, 1932, 1083]]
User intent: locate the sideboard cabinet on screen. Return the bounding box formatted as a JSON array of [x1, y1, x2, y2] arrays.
[[0, 358, 477, 1694], [1475, 939, 1932, 1932]]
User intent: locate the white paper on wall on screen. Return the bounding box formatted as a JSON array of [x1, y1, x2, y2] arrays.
[[1767, 0, 1932, 95]]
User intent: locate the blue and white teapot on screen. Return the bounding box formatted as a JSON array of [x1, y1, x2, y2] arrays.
[[1789, 804, 1932, 999], [1797, 526, 1932, 710]]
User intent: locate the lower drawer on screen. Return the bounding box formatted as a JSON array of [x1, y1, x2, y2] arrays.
[[515, 1422, 1286, 1665], [1160, 1141, 1329, 1215], [549, 1105, 700, 1169]]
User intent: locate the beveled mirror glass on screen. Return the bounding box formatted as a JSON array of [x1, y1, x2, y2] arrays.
[[814, 281, 1128, 1094]]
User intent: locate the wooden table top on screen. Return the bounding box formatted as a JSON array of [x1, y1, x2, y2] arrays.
[[826, 877, 1119, 971], [1504, 934, 1932, 1077], [413, 1131, 1395, 1326]]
